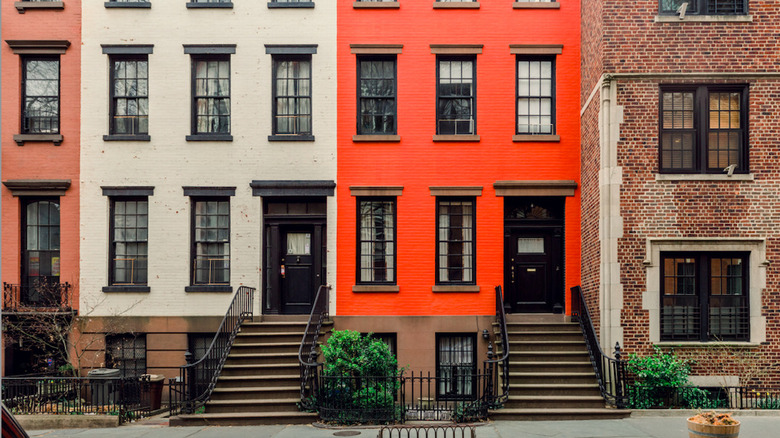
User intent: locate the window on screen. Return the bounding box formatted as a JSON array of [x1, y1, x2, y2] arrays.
[[106, 334, 146, 377], [357, 198, 396, 284], [516, 57, 554, 135], [272, 55, 312, 138], [436, 334, 476, 400], [22, 57, 59, 134], [109, 198, 148, 286], [659, 0, 747, 15], [109, 56, 148, 136], [660, 86, 747, 174], [661, 253, 749, 342], [188, 333, 213, 360], [21, 198, 61, 304], [436, 199, 475, 284], [357, 56, 396, 135], [191, 198, 230, 285], [191, 56, 230, 136], [436, 57, 475, 135]]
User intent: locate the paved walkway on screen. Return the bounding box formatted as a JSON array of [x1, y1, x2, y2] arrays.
[[25, 416, 780, 438]]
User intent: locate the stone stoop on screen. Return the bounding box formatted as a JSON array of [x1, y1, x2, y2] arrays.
[[490, 314, 630, 421], [170, 317, 329, 426]]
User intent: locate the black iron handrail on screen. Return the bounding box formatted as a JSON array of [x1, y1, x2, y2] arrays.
[[298, 284, 330, 410], [571, 285, 628, 408], [482, 286, 510, 408], [175, 285, 254, 414]]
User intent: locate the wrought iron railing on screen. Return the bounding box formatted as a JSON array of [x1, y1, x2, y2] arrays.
[[483, 285, 510, 408], [298, 284, 330, 411], [571, 285, 628, 409], [2, 282, 73, 312], [170, 285, 254, 414], [628, 385, 780, 410], [2, 375, 154, 423]]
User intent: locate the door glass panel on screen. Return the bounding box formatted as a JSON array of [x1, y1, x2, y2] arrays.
[[517, 238, 544, 254], [287, 233, 311, 255]]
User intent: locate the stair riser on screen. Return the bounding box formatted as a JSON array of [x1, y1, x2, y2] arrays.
[[508, 354, 590, 362], [220, 366, 299, 377], [504, 324, 581, 333], [239, 325, 308, 334], [511, 387, 601, 397], [210, 389, 300, 400], [225, 356, 299, 366], [217, 378, 299, 388], [509, 376, 599, 385], [505, 333, 585, 342], [206, 403, 301, 414], [508, 344, 588, 353], [510, 365, 594, 374], [505, 400, 606, 409], [230, 345, 301, 355], [234, 334, 306, 343]]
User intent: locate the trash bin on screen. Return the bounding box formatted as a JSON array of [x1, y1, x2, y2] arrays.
[[141, 374, 165, 410], [88, 368, 120, 406]]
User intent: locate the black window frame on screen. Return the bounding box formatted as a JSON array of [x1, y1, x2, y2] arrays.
[[435, 333, 477, 401], [436, 55, 476, 136], [435, 197, 476, 285], [659, 0, 748, 15], [516, 55, 555, 135], [357, 55, 397, 136], [105, 333, 146, 377], [20, 197, 61, 296], [190, 197, 231, 286], [660, 252, 750, 342], [21, 55, 60, 135], [108, 197, 149, 287], [658, 85, 748, 174], [271, 54, 313, 139], [108, 55, 149, 137], [190, 54, 231, 137], [356, 197, 397, 285]]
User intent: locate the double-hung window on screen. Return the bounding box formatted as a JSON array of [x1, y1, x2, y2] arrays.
[[22, 57, 60, 135], [660, 253, 749, 342], [436, 56, 476, 136], [184, 45, 235, 141], [659, 86, 747, 173], [191, 198, 230, 286], [436, 198, 475, 284], [516, 57, 554, 135], [436, 334, 477, 400], [272, 55, 312, 138], [357, 56, 397, 135], [659, 0, 747, 15], [109, 198, 148, 287], [105, 334, 146, 377], [357, 198, 396, 284], [109, 56, 149, 137]]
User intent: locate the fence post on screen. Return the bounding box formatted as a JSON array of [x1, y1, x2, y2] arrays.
[[613, 343, 626, 409], [183, 351, 194, 414]]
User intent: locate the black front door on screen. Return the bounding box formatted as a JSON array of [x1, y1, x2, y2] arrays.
[[280, 227, 315, 314], [505, 228, 563, 313]]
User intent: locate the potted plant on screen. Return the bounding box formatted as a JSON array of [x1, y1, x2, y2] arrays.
[[687, 411, 740, 438]]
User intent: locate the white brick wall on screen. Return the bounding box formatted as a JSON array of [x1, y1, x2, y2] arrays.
[[80, 2, 337, 317]]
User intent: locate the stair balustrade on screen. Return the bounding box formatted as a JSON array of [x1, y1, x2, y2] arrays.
[[297, 284, 330, 411], [484, 286, 510, 407]]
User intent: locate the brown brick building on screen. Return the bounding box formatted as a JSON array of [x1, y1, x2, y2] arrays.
[[581, 0, 780, 386]]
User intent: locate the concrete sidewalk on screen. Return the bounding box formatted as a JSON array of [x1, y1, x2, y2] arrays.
[[25, 416, 780, 438]]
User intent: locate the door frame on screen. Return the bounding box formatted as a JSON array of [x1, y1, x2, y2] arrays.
[[503, 224, 564, 313]]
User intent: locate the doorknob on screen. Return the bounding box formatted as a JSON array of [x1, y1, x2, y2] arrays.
[[296, 256, 301, 263]]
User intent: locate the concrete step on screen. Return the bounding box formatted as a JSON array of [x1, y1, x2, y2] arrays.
[[230, 342, 303, 354], [506, 352, 590, 362], [506, 341, 588, 352], [504, 395, 606, 409], [239, 322, 310, 334], [170, 411, 316, 426], [510, 361, 594, 374], [224, 352, 299, 366], [234, 331, 310, 342], [510, 383, 602, 397], [503, 331, 584, 342], [209, 386, 299, 401], [205, 398, 301, 414], [220, 363, 299, 377], [508, 372, 599, 385], [216, 374, 299, 389], [490, 408, 631, 421]]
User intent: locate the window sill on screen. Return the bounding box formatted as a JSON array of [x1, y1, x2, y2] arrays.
[[268, 2, 315, 8], [654, 341, 761, 348], [353, 134, 401, 142], [105, 2, 151, 8], [432, 134, 480, 142], [186, 134, 233, 142], [187, 2, 234, 8], [353, 1, 399, 8], [655, 15, 752, 23], [15, 1, 64, 13], [268, 134, 315, 142], [103, 134, 151, 142], [433, 2, 480, 9], [655, 173, 754, 182], [513, 134, 560, 142], [103, 286, 151, 293], [432, 285, 480, 293], [14, 134, 63, 146], [185, 285, 233, 293], [352, 285, 399, 293], [513, 1, 560, 9]]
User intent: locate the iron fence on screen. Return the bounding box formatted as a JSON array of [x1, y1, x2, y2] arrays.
[[628, 385, 780, 410], [1, 375, 153, 423], [298, 284, 330, 411], [2, 282, 73, 312], [377, 425, 476, 438]]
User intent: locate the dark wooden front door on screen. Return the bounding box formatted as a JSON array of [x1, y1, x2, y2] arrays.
[[280, 227, 316, 314], [505, 228, 563, 313]]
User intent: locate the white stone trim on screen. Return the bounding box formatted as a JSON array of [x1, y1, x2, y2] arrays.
[[643, 238, 768, 344]]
